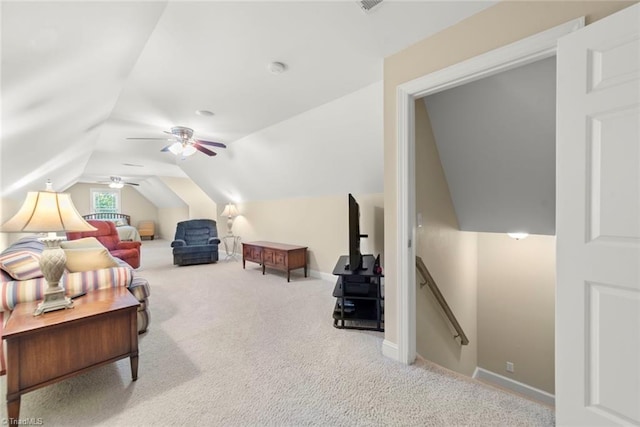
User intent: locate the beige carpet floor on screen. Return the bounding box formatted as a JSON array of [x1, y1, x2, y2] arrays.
[[0, 239, 554, 426]]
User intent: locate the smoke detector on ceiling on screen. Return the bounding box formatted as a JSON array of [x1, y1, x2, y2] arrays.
[[358, 0, 383, 13], [268, 62, 287, 74]]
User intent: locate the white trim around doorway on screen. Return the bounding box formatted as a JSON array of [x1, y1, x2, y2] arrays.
[[390, 17, 585, 365]]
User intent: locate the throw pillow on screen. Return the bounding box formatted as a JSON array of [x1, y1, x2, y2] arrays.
[[0, 250, 43, 280], [60, 237, 103, 249], [114, 219, 126, 227], [64, 247, 119, 272]]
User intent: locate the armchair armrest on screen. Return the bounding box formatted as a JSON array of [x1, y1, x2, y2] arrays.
[[116, 241, 141, 250], [171, 239, 186, 248], [208, 237, 221, 245]]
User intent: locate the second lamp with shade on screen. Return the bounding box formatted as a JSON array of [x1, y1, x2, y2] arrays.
[[221, 203, 239, 236]]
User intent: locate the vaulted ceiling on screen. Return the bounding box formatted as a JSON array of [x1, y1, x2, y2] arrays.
[[1, 1, 496, 207]]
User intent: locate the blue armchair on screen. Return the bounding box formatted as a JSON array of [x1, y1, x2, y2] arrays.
[[171, 219, 221, 266]]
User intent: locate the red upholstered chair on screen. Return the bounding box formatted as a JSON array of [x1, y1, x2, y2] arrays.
[[66, 220, 141, 268]]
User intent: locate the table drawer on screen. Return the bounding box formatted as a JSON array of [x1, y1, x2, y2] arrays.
[[274, 251, 286, 267], [243, 245, 262, 262], [263, 249, 275, 265]]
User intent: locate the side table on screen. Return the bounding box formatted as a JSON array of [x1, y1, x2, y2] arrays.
[[2, 287, 139, 420], [222, 235, 241, 261]]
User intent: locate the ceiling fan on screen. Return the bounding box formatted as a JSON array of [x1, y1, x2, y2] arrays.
[[127, 126, 226, 157], [98, 176, 139, 189]]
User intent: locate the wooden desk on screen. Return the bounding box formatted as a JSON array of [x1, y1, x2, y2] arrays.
[[242, 241, 308, 282], [2, 287, 139, 420]]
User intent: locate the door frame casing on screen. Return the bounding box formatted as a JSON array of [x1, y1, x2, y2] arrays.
[[385, 17, 585, 365]]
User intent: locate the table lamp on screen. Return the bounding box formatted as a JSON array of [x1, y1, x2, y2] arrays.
[[1, 186, 97, 315], [220, 203, 239, 236]]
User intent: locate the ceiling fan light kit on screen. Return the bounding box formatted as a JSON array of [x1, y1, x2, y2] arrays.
[[104, 176, 138, 188], [128, 125, 226, 158], [181, 145, 197, 157]]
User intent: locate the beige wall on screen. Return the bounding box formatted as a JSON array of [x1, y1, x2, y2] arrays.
[[158, 177, 217, 241], [230, 193, 384, 275], [66, 183, 158, 228], [478, 232, 556, 393], [160, 177, 217, 220], [383, 0, 635, 349], [158, 206, 189, 241], [414, 100, 478, 375]]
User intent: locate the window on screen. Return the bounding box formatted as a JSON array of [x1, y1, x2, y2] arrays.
[[91, 188, 120, 213]]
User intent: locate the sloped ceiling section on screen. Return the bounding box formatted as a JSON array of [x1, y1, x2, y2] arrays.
[[424, 57, 557, 236], [0, 1, 168, 197], [182, 82, 383, 204], [1, 1, 497, 208]]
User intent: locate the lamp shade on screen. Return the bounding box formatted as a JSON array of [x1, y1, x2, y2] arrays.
[[2, 191, 97, 232], [221, 203, 239, 218]]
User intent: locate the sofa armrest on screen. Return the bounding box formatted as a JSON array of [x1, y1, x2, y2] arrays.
[[208, 238, 221, 245], [0, 266, 133, 312], [116, 241, 141, 250], [171, 239, 186, 248]]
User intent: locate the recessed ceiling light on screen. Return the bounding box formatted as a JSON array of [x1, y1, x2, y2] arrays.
[[196, 110, 215, 117], [268, 62, 287, 74]]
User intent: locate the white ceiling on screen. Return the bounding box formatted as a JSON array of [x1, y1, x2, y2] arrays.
[[424, 57, 557, 235], [1, 0, 496, 206]]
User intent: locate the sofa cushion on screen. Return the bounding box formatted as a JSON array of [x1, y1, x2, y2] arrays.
[[64, 247, 119, 272], [0, 250, 42, 280], [60, 237, 103, 249]]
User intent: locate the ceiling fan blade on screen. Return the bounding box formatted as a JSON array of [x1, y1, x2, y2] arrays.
[[127, 137, 175, 141], [195, 139, 226, 149], [195, 144, 217, 156], [124, 182, 139, 186], [160, 145, 171, 152]]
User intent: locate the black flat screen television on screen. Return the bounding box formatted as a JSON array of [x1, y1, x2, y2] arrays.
[[348, 193, 364, 271]]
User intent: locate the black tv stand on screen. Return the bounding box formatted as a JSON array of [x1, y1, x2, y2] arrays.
[[332, 254, 384, 331]]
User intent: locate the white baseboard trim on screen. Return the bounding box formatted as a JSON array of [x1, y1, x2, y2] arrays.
[[472, 367, 555, 406], [308, 269, 334, 282], [382, 339, 399, 361]]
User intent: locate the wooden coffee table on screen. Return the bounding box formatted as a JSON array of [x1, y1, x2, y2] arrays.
[[2, 287, 140, 420], [242, 241, 308, 282]]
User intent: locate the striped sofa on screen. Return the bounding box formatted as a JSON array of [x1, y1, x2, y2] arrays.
[[0, 235, 150, 373]]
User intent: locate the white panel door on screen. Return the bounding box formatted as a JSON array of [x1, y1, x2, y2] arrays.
[[556, 3, 640, 425]]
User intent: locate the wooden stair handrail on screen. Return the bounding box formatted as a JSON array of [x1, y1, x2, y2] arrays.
[[416, 256, 469, 345]]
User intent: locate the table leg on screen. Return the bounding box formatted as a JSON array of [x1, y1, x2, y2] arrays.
[[7, 396, 20, 422], [130, 354, 139, 381], [6, 341, 20, 421], [304, 266, 308, 278], [287, 271, 290, 282], [129, 310, 139, 381]]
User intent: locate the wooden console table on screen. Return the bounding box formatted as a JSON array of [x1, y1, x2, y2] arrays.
[[2, 287, 139, 420], [242, 241, 308, 282]]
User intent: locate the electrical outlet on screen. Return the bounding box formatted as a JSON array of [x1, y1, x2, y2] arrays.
[[506, 362, 514, 373]]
